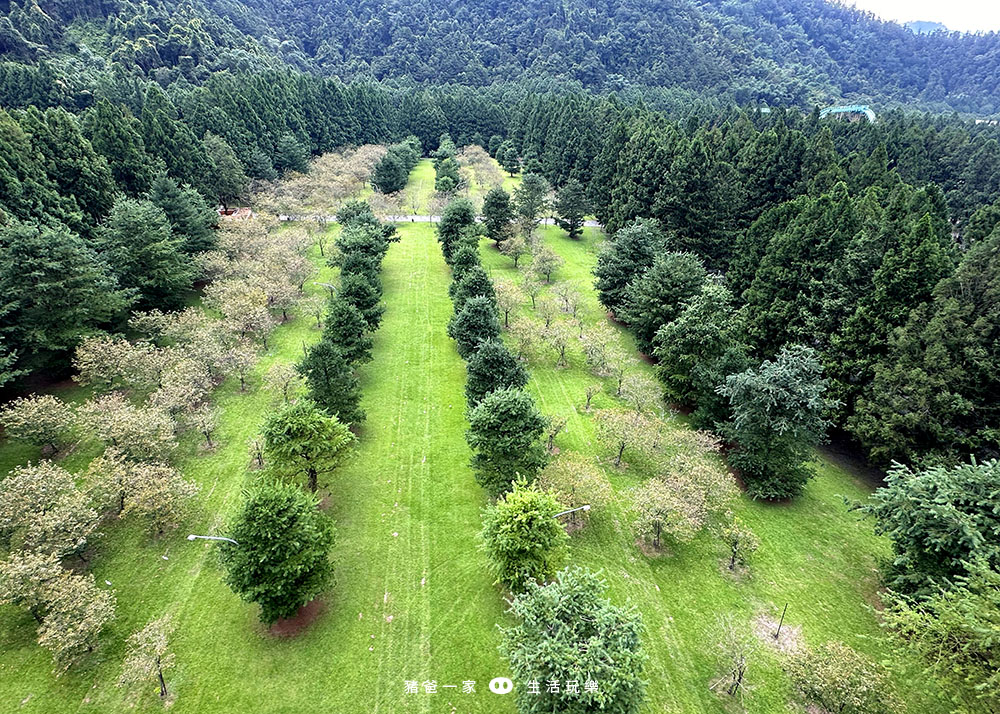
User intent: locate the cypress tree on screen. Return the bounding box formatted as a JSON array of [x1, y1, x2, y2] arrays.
[[297, 340, 365, 425], [465, 339, 529, 407]]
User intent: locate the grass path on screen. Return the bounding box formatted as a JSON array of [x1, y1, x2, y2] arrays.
[[166, 222, 510, 713], [404, 157, 522, 216], [403, 160, 437, 215], [478, 226, 949, 713], [0, 222, 512, 713]]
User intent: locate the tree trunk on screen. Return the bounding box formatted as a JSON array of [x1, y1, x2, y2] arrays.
[[308, 468, 318, 493], [615, 442, 625, 467], [157, 659, 167, 698], [727, 665, 744, 695], [729, 547, 737, 570]]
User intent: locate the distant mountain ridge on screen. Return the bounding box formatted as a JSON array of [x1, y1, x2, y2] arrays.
[[1, 0, 999, 113]]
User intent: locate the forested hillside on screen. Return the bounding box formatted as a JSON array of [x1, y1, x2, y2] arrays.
[[4, 0, 1000, 113], [2, 9, 1000, 466]]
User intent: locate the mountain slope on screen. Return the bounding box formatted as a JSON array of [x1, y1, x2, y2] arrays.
[[213, 0, 1000, 112], [2, 0, 999, 113]]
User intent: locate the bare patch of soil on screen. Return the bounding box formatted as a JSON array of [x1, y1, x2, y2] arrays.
[[269, 599, 325, 637], [634, 538, 673, 559], [718, 558, 751, 582], [753, 610, 803, 655]]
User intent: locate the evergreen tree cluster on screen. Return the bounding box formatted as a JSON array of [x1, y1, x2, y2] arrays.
[[372, 136, 421, 194], [586, 110, 1000, 473], [436, 196, 547, 498], [0, 98, 218, 382], [6, 0, 1000, 113], [431, 133, 460, 194], [297, 201, 396, 425]]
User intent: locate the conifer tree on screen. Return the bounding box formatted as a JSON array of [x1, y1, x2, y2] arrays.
[[482, 186, 514, 245], [448, 295, 502, 359], [465, 339, 529, 407], [554, 178, 589, 240], [322, 297, 373, 364], [297, 340, 365, 424], [83, 99, 156, 196], [339, 273, 384, 330], [149, 174, 218, 253], [95, 198, 195, 311]]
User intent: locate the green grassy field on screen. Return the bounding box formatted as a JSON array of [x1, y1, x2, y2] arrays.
[[405, 156, 521, 215], [477, 225, 949, 713], [0, 219, 518, 713], [404, 159, 437, 215], [0, 158, 958, 714]]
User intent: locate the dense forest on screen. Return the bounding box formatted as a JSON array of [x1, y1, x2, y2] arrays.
[[2, 45, 999, 469], [3, 0, 1000, 112]]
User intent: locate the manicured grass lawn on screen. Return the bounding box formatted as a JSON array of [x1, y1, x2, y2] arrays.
[[0, 158, 957, 714], [478, 225, 950, 713], [404, 159, 437, 215], [406, 155, 522, 215], [0, 222, 510, 713]]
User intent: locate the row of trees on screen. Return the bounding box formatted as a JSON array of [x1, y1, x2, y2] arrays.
[[7, 56, 1000, 450], [0, 213, 318, 681], [508, 106, 998, 469], [593, 217, 835, 500], [217, 200, 395, 628], [493, 184, 919, 711], [436, 195, 648, 714], [257, 145, 386, 219], [371, 137, 421, 194]]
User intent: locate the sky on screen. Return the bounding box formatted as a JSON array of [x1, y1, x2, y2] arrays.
[[839, 0, 1000, 33]]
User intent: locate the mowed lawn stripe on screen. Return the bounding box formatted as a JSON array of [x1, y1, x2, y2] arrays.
[[327, 221, 511, 713]]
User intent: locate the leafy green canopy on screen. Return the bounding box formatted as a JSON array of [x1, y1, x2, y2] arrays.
[[718, 345, 835, 500], [220, 480, 336, 625], [501, 567, 646, 714], [865, 459, 1000, 597], [464, 338, 528, 408], [262, 399, 356, 493], [466, 388, 548, 497], [296, 340, 365, 425], [480, 481, 568, 592], [447, 295, 501, 360]]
